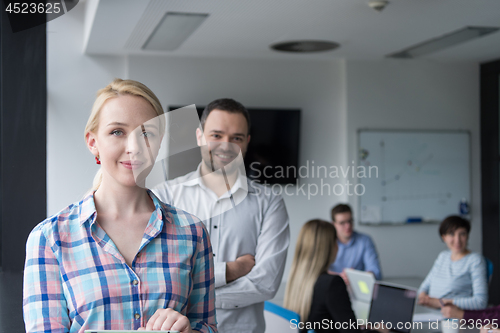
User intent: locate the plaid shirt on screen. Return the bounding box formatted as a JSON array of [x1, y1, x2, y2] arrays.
[[23, 191, 217, 333]]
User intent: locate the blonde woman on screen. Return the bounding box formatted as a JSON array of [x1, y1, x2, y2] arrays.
[[284, 219, 385, 333], [23, 79, 216, 333]]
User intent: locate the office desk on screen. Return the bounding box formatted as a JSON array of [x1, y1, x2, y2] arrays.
[[383, 277, 424, 289], [357, 277, 479, 333], [350, 277, 445, 330]]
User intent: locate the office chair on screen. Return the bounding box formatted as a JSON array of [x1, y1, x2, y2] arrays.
[[485, 257, 493, 283], [264, 301, 300, 333]]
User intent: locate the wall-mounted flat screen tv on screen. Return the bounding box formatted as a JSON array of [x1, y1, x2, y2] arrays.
[[168, 106, 301, 185]]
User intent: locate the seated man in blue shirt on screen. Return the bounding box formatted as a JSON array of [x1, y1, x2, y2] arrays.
[[328, 203, 382, 282]]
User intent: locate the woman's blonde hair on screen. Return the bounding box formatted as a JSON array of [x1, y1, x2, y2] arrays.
[[283, 219, 338, 322], [84, 78, 164, 191]]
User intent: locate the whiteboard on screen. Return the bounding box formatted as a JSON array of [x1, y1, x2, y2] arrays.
[[358, 130, 470, 225]]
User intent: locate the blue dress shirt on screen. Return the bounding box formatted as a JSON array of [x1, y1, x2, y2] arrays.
[[329, 231, 382, 280]]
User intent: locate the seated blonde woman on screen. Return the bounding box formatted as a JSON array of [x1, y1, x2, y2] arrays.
[[284, 219, 387, 333]]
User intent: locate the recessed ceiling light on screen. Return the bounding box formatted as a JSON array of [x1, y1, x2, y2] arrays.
[[143, 12, 209, 51], [387, 26, 499, 58], [270, 40, 340, 53], [368, 0, 389, 12]]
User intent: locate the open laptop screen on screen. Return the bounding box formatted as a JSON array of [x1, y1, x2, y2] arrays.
[[368, 283, 417, 333]]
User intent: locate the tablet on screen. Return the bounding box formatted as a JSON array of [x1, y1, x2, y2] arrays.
[[85, 331, 180, 333], [344, 268, 375, 303]]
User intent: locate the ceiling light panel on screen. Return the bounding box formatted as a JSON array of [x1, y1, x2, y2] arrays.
[[143, 12, 209, 51], [387, 26, 499, 58]]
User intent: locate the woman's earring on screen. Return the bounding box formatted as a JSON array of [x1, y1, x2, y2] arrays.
[[95, 156, 101, 165]]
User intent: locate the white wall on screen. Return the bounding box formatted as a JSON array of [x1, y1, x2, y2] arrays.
[[47, 3, 481, 283], [345, 60, 481, 278], [47, 3, 125, 215]]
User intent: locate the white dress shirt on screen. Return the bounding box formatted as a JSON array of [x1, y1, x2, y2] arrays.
[[153, 164, 290, 333]]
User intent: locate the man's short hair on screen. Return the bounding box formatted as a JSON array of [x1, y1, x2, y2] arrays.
[[331, 204, 352, 221], [200, 98, 251, 133]]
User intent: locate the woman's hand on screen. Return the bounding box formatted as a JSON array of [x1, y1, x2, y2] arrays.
[[424, 297, 444, 309], [441, 303, 464, 319], [418, 292, 430, 305], [417, 293, 449, 309], [139, 308, 192, 333]]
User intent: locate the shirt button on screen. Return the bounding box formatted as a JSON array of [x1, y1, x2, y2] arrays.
[[132, 280, 138, 285], [134, 313, 140, 320], [213, 253, 216, 257], [213, 225, 218, 229]]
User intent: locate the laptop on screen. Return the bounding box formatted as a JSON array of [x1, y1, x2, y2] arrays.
[[345, 268, 375, 321], [368, 282, 418, 333]]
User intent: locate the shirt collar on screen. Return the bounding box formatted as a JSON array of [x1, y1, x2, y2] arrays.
[[340, 231, 358, 247], [79, 192, 97, 226], [184, 163, 253, 196], [78, 190, 169, 230], [144, 190, 168, 235]]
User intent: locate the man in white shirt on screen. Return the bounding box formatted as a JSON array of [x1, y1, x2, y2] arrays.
[[154, 99, 290, 333]]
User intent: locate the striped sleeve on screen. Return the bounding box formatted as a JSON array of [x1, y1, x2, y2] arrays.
[[418, 254, 441, 295], [23, 226, 71, 333], [453, 255, 488, 310]]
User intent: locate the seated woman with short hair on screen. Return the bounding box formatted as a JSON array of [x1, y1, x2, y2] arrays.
[[418, 215, 488, 310]]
